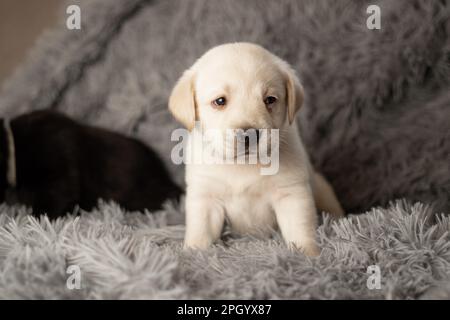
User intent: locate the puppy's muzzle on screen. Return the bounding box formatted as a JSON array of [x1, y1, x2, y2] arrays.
[[236, 128, 260, 154]]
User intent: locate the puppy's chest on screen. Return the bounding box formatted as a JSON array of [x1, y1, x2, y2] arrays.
[[223, 184, 276, 235]]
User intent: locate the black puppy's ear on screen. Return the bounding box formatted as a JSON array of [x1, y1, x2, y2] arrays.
[[0, 118, 8, 188]]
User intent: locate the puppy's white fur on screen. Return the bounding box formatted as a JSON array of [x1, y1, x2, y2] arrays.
[[169, 43, 344, 256]]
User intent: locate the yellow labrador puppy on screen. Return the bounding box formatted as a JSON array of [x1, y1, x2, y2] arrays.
[[169, 43, 344, 256]]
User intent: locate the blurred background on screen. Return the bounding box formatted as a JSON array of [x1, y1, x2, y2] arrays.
[[0, 0, 60, 85]]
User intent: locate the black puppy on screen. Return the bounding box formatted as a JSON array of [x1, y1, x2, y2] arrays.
[[0, 109, 182, 219]]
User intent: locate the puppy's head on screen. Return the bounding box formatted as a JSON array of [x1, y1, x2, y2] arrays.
[[169, 43, 304, 132], [170, 43, 304, 161]]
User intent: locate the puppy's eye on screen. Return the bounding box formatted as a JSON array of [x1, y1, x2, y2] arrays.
[[264, 96, 277, 105], [212, 97, 227, 108]]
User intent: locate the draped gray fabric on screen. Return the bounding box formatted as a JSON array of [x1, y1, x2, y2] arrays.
[[0, 0, 449, 299]]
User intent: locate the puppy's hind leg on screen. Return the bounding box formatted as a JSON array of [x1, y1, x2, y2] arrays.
[[312, 172, 345, 219]]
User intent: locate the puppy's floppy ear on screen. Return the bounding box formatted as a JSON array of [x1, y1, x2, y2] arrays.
[[169, 69, 196, 131], [284, 66, 304, 125]]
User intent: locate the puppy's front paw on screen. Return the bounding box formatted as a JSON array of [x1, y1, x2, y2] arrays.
[[301, 243, 321, 257], [288, 241, 321, 257], [183, 238, 212, 251]]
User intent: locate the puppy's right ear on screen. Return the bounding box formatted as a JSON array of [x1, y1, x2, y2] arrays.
[[169, 70, 196, 131]]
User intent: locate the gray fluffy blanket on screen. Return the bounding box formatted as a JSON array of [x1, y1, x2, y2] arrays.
[[0, 0, 449, 299]]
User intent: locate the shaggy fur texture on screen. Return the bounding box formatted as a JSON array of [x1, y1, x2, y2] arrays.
[[0, 0, 449, 299], [0, 201, 449, 299]]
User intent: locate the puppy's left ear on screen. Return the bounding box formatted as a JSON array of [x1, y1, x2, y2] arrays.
[[284, 66, 304, 125], [169, 69, 197, 131]]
